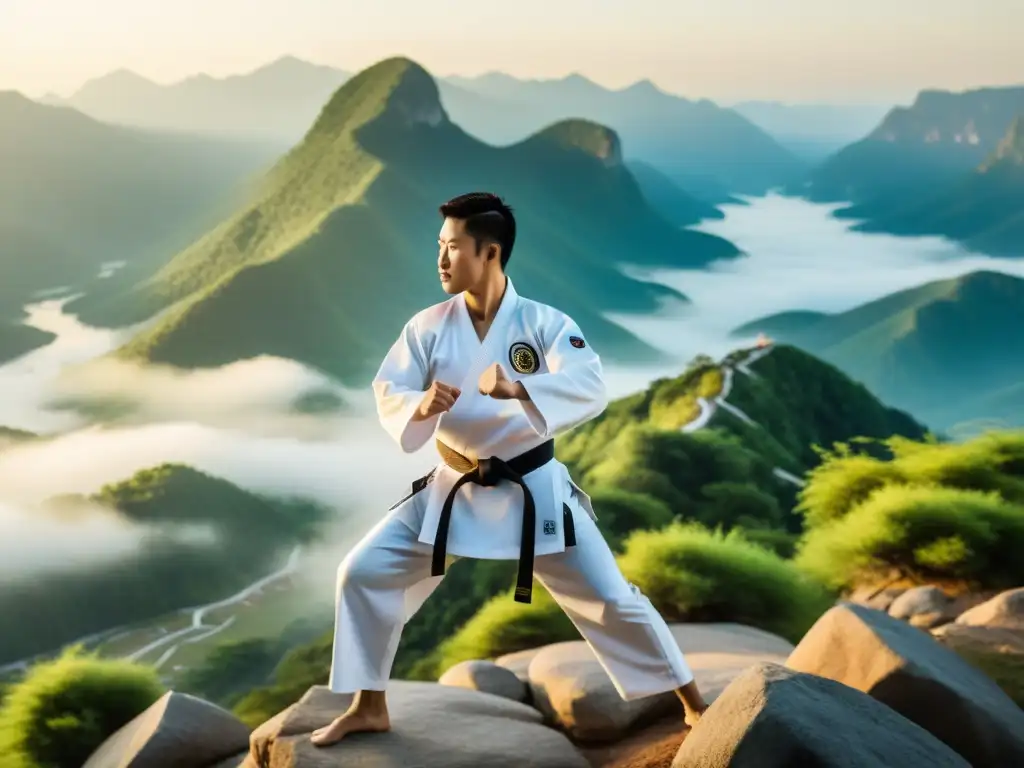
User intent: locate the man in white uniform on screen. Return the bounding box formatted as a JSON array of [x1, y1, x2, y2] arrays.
[[311, 192, 708, 747]]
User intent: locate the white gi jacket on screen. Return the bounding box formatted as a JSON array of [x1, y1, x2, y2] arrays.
[[373, 277, 607, 560]]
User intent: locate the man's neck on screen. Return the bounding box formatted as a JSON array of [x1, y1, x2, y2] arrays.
[[463, 273, 508, 322]]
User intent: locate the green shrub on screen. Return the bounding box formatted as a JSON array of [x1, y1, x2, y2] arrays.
[[797, 450, 908, 528], [892, 431, 1024, 504], [795, 484, 1024, 591], [0, 646, 164, 768], [433, 586, 576, 675], [618, 522, 833, 643], [694, 481, 784, 530], [588, 487, 674, 551], [735, 527, 799, 558]]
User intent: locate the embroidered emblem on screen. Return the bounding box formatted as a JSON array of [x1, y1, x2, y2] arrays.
[[509, 341, 539, 374], [543, 519, 557, 535], [569, 336, 586, 349]]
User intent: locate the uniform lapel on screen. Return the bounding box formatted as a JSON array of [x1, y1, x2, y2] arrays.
[[454, 277, 519, 391]]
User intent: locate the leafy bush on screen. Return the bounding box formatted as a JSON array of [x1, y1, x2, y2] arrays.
[[588, 487, 674, 551], [432, 586, 576, 676], [693, 481, 784, 530], [795, 484, 1024, 591], [0, 646, 164, 768], [232, 633, 332, 728], [797, 450, 909, 527], [618, 523, 833, 643]]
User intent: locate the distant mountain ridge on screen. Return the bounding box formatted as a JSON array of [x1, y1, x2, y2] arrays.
[[796, 85, 1024, 207], [732, 270, 1024, 430], [51, 56, 805, 199], [0, 91, 281, 362], [848, 117, 1024, 256], [72, 57, 740, 384], [730, 100, 890, 162]]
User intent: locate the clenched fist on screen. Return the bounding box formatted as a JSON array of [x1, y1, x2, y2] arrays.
[[413, 381, 461, 420], [478, 363, 522, 400]]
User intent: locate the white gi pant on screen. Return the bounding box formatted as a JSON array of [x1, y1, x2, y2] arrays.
[[327, 501, 695, 700]]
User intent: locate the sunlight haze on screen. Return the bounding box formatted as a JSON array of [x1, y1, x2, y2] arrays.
[[2, 0, 1020, 102]]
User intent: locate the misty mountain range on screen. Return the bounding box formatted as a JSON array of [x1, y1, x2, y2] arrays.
[[43, 55, 808, 201], [0, 53, 1022, 431]]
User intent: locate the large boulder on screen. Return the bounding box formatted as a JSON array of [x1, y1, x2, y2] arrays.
[[787, 602, 1024, 767], [83, 691, 250, 768], [672, 662, 969, 767], [438, 660, 528, 703], [524, 623, 793, 743], [247, 681, 588, 767]]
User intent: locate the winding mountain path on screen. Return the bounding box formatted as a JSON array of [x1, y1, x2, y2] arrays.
[[127, 546, 302, 669], [0, 546, 302, 677], [681, 344, 770, 434], [678, 342, 807, 489]]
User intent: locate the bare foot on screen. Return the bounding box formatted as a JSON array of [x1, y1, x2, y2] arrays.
[[684, 706, 707, 730], [309, 709, 391, 747]]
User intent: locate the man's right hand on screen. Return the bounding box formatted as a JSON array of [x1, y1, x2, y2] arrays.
[[412, 381, 461, 421]]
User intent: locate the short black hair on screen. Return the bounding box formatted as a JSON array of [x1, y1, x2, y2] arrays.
[[439, 192, 516, 269]]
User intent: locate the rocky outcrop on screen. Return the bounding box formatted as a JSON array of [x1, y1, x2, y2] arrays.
[[508, 623, 794, 743], [83, 691, 250, 768], [671, 662, 969, 767], [247, 681, 589, 768], [787, 602, 1024, 767], [438, 659, 529, 703]]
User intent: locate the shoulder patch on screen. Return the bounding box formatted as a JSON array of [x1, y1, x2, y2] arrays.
[[569, 336, 586, 349]]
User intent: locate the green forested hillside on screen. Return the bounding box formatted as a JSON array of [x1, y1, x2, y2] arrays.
[[76, 58, 739, 384], [0, 463, 328, 665], [733, 271, 1024, 430]]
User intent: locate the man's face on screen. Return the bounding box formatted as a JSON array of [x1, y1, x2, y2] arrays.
[[437, 217, 491, 294]]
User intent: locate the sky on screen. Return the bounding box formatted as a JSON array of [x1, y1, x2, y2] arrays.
[[0, 0, 1021, 104]]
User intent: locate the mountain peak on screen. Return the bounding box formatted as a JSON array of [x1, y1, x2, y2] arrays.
[[532, 119, 622, 165], [980, 115, 1024, 170], [307, 57, 446, 139]]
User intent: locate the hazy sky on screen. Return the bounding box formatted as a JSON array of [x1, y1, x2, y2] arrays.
[[1, 0, 1020, 104]]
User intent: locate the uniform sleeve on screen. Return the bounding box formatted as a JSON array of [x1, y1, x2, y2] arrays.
[[518, 311, 608, 439], [372, 320, 437, 453]]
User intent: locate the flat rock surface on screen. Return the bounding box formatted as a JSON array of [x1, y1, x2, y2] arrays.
[[248, 681, 589, 768]]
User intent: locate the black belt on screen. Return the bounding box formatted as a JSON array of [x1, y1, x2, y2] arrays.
[[431, 438, 556, 604]]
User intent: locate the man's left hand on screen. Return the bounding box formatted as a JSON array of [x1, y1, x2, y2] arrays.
[[478, 363, 523, 400]]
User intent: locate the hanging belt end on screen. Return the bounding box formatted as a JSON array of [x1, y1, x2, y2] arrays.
[[514, 585, 532, 604]]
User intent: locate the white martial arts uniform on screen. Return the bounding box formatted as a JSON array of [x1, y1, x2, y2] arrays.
[[328, 277, 694, 700]]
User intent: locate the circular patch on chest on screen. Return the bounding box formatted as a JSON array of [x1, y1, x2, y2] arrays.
[[509, 341, 540, 374]]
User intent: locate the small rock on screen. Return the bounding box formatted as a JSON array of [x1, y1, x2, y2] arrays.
[[248, 681, 588, 767], [888, 585, 952, 621], [848, 584, 905, 612], [787, 602, 1024, 767], [956, 587, 1024, 629], [909, 611, 949, 629], [439, 660, 528, 703], [495, 647, 542, 683], [83, 691, 250, 768]]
